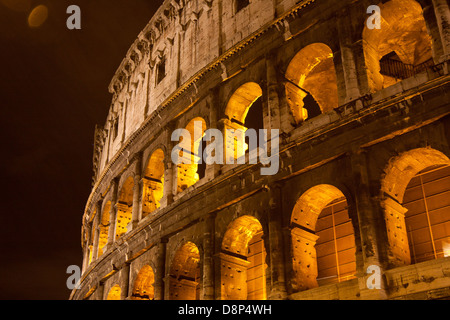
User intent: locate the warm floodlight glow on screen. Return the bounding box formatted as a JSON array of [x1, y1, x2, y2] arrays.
[[443, 242, 450, 258], [28, 5, 48, 28]]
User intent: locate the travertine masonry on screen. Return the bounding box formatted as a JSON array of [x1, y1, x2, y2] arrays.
[[74, 0, 450, 300]]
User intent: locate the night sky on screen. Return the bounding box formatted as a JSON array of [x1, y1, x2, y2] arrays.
[[0, 0, 163, 300]]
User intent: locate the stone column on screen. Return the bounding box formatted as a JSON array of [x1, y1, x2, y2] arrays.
[[91, 201, 102, 262], [123, 263, 131, 300], [161, 161, 175, 206], [422, 3, 445, 63], [106, 179, 119, 249], [432, 0, 450, 59], [350, 149, 388, 300], [267, 186, 288, 300], [82, 225, 91, 273], [267, 55, 295, 135], [161, 127, 176, 206], [97, 281, 105, 300], [281, 225, 296, 295], [353, 39, 372, 96], [266, 55, 282, 141], [336, 9, 362, 104], [131, 153, 143, 229], [382, 197, 410, 267], [205, 88, 221, 179], [154, 239, 167, 300], [202, 214, 216, 300]]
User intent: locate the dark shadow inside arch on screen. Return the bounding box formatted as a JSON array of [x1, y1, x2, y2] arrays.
[[244, 96, 264, 155], [303, 93, 321, 120], [196, 138, 207, 180]]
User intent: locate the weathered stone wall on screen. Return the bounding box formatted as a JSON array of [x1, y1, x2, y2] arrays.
[[78, 0, 450, 300]]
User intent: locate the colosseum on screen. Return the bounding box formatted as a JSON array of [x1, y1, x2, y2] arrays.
[[70, 0, 450, 301]]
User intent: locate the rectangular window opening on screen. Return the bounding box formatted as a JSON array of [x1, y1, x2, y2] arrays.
[[236, 0, 249, 13], [157, 57, 166, 84]]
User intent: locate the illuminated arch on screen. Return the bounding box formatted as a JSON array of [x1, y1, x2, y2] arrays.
[[115, 176, 134, 239], [225, 82, 263, 125], [290, 184, 356, 291], [381, 148, 450, 266], [285, 43, 338, 124], [142, 149, 165, 219], [169, 242, 201, 300], [132, 265, 155, 300], [176, 117, 207, 192], [98, 201, 111, 256], [220, 215, 267, 300], [106, 284, 121, 300], [223, 82, 263, 163], [362, 0, 433, 92]]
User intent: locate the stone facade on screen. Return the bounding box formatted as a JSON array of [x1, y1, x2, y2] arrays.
[[72, 0, 450, 300]]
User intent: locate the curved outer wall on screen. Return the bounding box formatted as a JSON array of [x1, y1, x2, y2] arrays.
[[75, 0, 450, 300]]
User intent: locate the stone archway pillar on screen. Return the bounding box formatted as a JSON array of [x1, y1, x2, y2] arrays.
[[91, 201, 102, 262], [123, 263, 131, 300], [432, 0, 450, 59], [290, 227, 319, 292], [336, 9, 362, 104], [219, 252, 251, 300], [82, 225, 92, 273], [267, 186, 288, 300], [266, 55, 282, 137], [381, 196, 411, 267], [202, 214, 216, 300], [106, 179, 119, 250], [350, 150, 388, 299], [131, 153, 143, 229], [154, 239, 167, 300]]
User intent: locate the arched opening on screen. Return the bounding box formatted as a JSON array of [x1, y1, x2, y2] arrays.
[[220, 215, 267, 300], [290, 185, 356, 291], [132, 265, 155, 300], [362, 0, 434, 93], [224, 82, 264, 163], [98, 201, 111, 256], [176, 117, 207, 193], [285, 43, 338, 124], [106, 284, 121, 300], [142, 149, 165, 219], [169, 242, 201, 300], [381, 148, 450, 267], [115, 176, 134, 239]]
